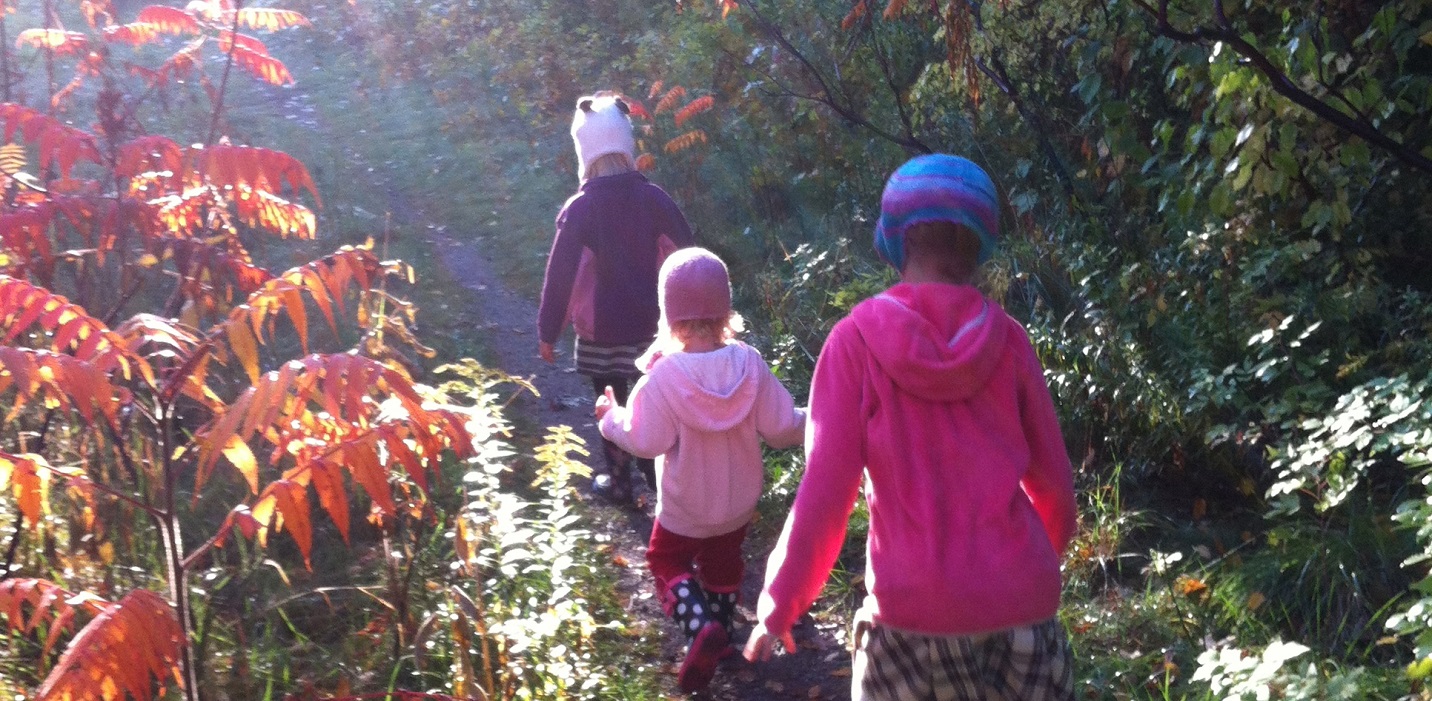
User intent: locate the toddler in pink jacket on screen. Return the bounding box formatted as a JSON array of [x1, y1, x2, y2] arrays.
[[744, 155, 1079, 700], [595, 247, 806, 693]]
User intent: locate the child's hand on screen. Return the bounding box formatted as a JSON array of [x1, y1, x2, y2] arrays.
[[742, 623, 795, 663], [538, 341, 556, 363], [594, 386, 617, 420]]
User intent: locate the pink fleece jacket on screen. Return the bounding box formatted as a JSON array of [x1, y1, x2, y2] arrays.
[[755, 283, 1077, 637], [599, 342, 806, 538]]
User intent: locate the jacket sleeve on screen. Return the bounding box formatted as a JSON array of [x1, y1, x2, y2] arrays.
[[657, 188, 695, 247], [1014, 328, 1078, 555], [755, 321, 867, 638], [598, 373, 679, 460], [753, 357, 806, 450], [537, 202, 585, 345]]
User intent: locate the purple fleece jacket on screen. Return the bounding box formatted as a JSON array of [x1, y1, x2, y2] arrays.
[[538, 172, 695, 346]]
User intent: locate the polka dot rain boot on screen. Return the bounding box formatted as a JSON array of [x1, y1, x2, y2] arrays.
[[704, 588, 739, 659], [668, 577, 727, 692]]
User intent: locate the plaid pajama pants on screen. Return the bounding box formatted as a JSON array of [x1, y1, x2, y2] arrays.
[[851, 616, 1074, 701]]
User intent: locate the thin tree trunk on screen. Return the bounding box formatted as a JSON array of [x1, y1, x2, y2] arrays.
[[159, 408, 202, 701]]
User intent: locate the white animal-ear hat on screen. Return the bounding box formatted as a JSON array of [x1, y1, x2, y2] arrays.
[[571, 93, 636, 180]]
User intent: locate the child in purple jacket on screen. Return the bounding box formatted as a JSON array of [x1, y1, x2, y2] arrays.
[[536, 92, 695, 504], [745, 155, 1078, 700]]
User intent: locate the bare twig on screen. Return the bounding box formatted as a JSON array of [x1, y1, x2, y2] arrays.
[[742, 0, 933, 153], [206, 0, 247, 145], [962, 0, 1080, 197]]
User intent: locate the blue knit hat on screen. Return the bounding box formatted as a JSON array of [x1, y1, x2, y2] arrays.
[[873, 154, 1000, 271]]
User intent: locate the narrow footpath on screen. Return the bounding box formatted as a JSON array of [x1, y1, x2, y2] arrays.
[[265, 46, 854, 696], [424, 230, 854, 700]]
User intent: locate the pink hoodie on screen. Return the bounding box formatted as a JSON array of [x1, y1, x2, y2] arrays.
[[756, 283, 1077, 637], [600, 342, 806, 538]]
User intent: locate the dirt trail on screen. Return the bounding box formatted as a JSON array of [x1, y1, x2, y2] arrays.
[[273, 61, 852, 698]]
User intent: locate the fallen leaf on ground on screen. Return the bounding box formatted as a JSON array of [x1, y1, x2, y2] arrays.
[[808, 685, 822, 698], [830, 668, 851, 677]]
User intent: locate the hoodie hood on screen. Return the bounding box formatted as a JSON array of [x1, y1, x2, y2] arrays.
[[850, 283, 1012, 402], [649, 343, 763, 431]]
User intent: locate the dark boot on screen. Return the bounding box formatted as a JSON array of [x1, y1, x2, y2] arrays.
[[596, 437, 634, 505], [703, 588, 740, 660], [704, 589, 738, 635], [668, 578, 727, 692], [636, 457, 657, 494]]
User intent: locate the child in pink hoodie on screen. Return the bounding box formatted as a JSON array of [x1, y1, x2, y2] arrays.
[[596, 247, 805, 693], [744, 155, 1078, 700]]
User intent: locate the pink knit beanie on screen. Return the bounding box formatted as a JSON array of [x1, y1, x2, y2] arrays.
[[659, 247, 732, 323]]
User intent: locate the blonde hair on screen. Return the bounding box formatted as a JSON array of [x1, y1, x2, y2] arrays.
[[583, 152, 636, 181], [640, 312, 746, 366], [904, 221, 982, 283]]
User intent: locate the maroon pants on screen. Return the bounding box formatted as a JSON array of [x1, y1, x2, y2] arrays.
[[646, 520, 748, 614]]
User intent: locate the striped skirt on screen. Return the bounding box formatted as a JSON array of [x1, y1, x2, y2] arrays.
[[574, 339, 646, 380]]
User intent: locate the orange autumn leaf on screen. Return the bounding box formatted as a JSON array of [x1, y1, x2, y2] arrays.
[[208, 247, 385, 373], [663, 129, 707, 154], [1174, 575, 1208, 597], [226, 44, 296, 86], [102, 22, 165, 45], [115, 135, 184, 181], [0, 348, 125, 426], [194, 143, 320, 205], [16, 29, 90, 56], [0, 276, 138, 377], [221, 434, 258, 493], [673, 95, 714, 128], [135, 5, 202, 35], [197, 354, 476, 565], [232, 186, 316, 239], [224, 315, 262, 383], [35, 589, 184, 701], [0, 578, 109, 660], [842, 0, 869, 29], [146, 187, 222, 238], [130, 41, 203, 88], [218, 30, 270, 55], [233, 7, 310, 31], [654, 86, 687, 115], [0, 452, 50, 525], [0, 103, 103, 177]]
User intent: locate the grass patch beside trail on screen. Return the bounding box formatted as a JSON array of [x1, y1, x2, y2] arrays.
[[235, 26, 572, 303], [224, 37, 581, 428]]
